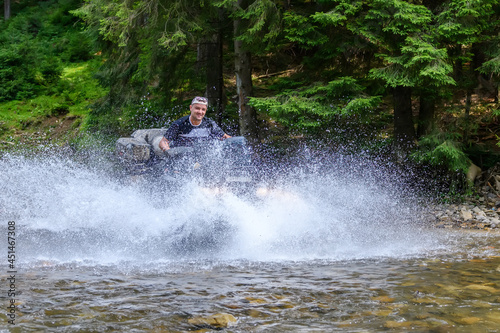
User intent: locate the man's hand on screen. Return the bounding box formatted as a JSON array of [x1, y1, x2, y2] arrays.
[[159, 137, 170, 152]]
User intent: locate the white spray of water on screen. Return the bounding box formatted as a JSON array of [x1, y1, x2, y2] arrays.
[[0, 152, 446, 265]]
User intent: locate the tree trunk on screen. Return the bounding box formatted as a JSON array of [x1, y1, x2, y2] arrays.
[[463, 88, 472, 144], [205, 9, 225, 125], [196, 13, 225, 125], [393, 86, 416, 153], [234, 0, 258, 142], [4, 0, 10, 20], [451, 45, 463, 103], [215, 10, 225, 124], [203, 33, 224, 119], [494, 78, 499, 103], [417, 92, 435, 137]]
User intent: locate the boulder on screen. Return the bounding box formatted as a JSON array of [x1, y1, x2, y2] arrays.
[[131, 128, 166, 157], [115, 128, 166, 162], [467, 162, 482, 185], [116, 137, 151, 162], [188, 313, 237, 328], [460, 209, 473, 221]]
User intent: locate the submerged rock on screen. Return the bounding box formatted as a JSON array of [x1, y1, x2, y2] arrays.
[[188, 313, 237, 329]]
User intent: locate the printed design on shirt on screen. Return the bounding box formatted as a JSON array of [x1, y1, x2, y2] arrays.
[[179, 128, 210, 138]]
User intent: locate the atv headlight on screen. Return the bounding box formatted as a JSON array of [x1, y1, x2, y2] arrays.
[[255, 187, 269, 198], [200, 186, 227, 196]]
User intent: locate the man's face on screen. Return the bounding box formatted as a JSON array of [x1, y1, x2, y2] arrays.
[[189, 103, 207, 123]]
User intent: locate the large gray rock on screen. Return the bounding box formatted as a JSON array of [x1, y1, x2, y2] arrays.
[[130, 128, 166, 145], [460, 209, 473, 221], [116, 137, 151, 162], [131, 128, 166, 157], [116, 128, 166, 162]]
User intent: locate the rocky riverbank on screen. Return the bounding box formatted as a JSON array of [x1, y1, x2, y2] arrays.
[[428, 163, 500, 230]]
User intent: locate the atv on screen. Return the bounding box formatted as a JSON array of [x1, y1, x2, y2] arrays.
[[115, 129, 258, 196]]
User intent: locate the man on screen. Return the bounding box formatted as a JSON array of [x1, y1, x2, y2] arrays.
[[159, 96, 231, 152]]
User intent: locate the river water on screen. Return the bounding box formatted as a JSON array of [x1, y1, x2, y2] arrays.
[[0, 152, 499, 332]]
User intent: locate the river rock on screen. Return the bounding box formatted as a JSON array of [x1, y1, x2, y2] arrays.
[[429, 163, 500, 230], [460, 210, 473, 221], [188, 313, 237, 328], [372, 296, 395, 303], [467, 163, 482, 184], [464, 284, 498, 293], [455, 317, 481, 325]]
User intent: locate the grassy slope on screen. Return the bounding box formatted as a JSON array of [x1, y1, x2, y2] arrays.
[[0, 59, 106, 150], [0, 0, 108, 151]]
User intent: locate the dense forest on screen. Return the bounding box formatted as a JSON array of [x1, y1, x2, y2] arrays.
[[1, 0, 499, 192]]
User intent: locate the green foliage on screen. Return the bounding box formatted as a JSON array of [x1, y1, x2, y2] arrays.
[[71, 0, 132, 46], [436, 0, 497, 44], [215, 0, 282, 53], [237, 0, 281, 47], [478, 33, 500, 77], [1, 0, 498, 187], [283, 11, 329, 49], [0, 14, 43, 101], [73, 0, 215, 50], [0, 59, 107, 138], [411, 134, 471, 174], [59, 60, 109, 115], [436, 0, 500, 93], [250, 95, 333, 130], [356, 1, 454, 88], [73, 0, 223, 111], [0, 41, 38, 101], [369, 36, 455, 88], [0, 0, 94, 102], [250, 77, 381, 133]]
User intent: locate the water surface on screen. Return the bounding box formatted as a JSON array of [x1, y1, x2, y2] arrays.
[[1, 153, 499, 331]]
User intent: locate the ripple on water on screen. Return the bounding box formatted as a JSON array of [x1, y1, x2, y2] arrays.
[[3, 236, 498, 331]]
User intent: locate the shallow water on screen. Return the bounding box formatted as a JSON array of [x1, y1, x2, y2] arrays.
[[1, 153, 499, 331], [3, 242, 500, 332]]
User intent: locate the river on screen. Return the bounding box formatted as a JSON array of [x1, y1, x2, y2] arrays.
[[0, 152, 499, 332]]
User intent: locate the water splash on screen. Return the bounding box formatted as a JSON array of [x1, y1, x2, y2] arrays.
[[0, 150, 445, 265]]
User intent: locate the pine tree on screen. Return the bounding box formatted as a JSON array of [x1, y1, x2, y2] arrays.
[[313, 0, 455, 152], [435, 0, 500, 143], [217, 0, 281, 141], [73, 0, 225, 120]]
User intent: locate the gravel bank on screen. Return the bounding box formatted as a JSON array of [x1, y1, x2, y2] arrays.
[[428, 163, 500, 230]]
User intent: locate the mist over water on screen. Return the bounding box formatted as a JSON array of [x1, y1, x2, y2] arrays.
[[0, 148, 448, 267]]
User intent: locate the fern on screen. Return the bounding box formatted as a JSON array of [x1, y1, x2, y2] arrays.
[[249, 77, 381, 133], [411, 135, 471, 173]]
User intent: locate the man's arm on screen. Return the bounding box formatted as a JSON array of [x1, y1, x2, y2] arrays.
[[161, 121, 181, 151], [209, 119, 231, 139]]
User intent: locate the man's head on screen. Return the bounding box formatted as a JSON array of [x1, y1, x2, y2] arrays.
[[191, 96, 208, 106], [189, 96, 208, 125]]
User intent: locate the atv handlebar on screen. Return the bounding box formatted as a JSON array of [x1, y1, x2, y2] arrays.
[[164, 136, 248, 158], [165, 146, 194, 157]]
